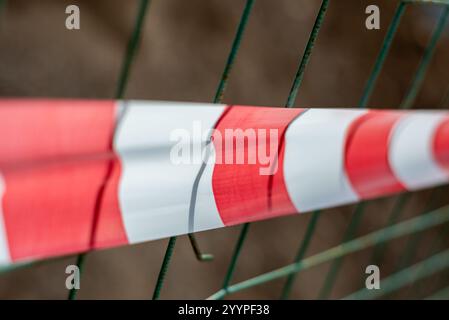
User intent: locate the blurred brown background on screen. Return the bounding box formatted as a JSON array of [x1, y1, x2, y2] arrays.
[[0, 0, 448, 299]]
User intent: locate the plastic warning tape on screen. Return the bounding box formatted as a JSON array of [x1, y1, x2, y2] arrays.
[[0, 99, 448, 265]]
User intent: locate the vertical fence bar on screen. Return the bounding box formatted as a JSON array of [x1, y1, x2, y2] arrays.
[[332, 3, 449, 299], [278, 0, 329, 300], [281, 210, 321, 299], [365, 5, 449, 299], [151, 0, 256, 299], [400, 6, 449, 109], [318, 203, 366, 299], [0, 0, 446, 301], [213, 0, 255, 104], [152, 237, 177, 300], [388, 6, 449, 298], [222, 223, 251, 293], [344, 249, 449, 300], [67, 253, 87, 300], [217, 0, 330, 300], [359, 1, 407, 107], [207, 206, 449, 299], [68, 0, 151, 300], [370, 194, 410, 266], [285, 0, 330, 108], [414, 219, 449, 296], [318, 2, 407, 299]]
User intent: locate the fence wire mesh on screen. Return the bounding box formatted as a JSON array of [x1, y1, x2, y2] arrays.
[[0, 0, 448, 300]]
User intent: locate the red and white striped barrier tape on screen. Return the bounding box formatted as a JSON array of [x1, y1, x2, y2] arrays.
[[0, 99, 448, 265]]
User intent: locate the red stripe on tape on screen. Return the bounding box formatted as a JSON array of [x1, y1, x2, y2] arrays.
[[211, 106, 304, 225], [0, 100, 128, 261], [345, 110, 406, 199], [434, 116, 449, 173]]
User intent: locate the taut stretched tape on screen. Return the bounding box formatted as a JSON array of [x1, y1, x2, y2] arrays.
[[0, 99, 448, 265]]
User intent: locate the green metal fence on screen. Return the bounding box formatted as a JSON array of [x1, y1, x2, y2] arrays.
[[1, 0, 449, 300]]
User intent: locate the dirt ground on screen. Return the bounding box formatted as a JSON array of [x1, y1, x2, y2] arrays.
[[0, 0, 448, 299]]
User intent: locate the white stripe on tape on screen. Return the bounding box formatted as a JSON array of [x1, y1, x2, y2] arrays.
[[114, 101, 225, 243], [0, 174, 11, 264], [389, 112, 449, 190], [192, 143, 224, 232], [283, 109, 366, 212]]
